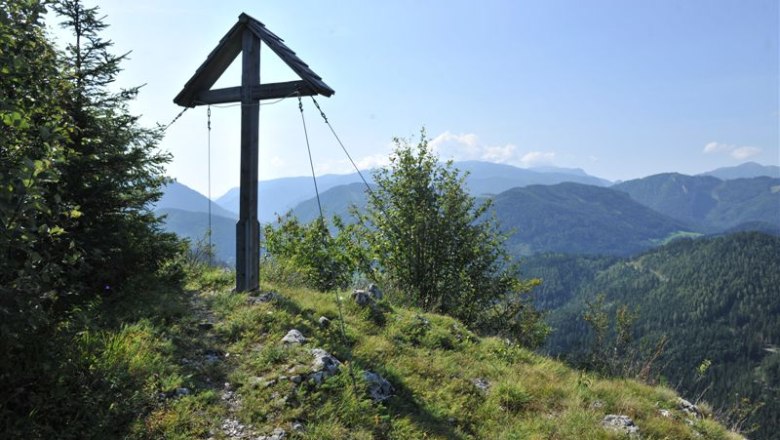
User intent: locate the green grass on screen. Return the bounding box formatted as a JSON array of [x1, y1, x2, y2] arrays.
[[30, 265, 742, 439], [139, 273, 741, 439]]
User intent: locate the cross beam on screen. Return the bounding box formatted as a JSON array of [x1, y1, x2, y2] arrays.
[[196, 81, 319, 105], [174, 13, 333, 292]]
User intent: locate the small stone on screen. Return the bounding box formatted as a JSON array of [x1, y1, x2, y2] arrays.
[[659, 409, 672, 418], [278, 375, 288, 381], [677, 397, 702, 419], [175, 387, 190, 397], [472, 377, 491, 393], [368, 283, 383, 300], [264, 379, 277, 388], [257, 427, 287, 440], [221, 418, 246, 437], [318, 316, 331, 328], [590, 400, 605, 409], [248, 291, 279, 305], [281, 329, 307, 344], [352, 289, 371, 306], [292, 421, 305, 431], [363, 370, 394, 402], [311, 348, 341, 375], [291, 375, 303, 384], [602, 414, 639, 438]]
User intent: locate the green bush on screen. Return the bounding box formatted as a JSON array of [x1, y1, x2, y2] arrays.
[[263, 214, 354, 292], [351, 130, 548, 347]]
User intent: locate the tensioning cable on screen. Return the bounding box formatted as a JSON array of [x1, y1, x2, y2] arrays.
[[297, 94, 358, 395], [207, 105, 213, 265]]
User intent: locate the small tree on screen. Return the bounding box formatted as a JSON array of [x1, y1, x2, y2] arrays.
[[354, 130, 547, 346], [53, 0, 178, 298]]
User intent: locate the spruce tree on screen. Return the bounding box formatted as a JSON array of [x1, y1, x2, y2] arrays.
[[53, 0, 178, 299]]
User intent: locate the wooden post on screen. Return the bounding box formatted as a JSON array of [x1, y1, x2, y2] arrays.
[[236, 28, 260, 292]]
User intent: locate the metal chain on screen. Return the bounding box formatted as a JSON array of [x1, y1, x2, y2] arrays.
[[162, 106, 189, 131]]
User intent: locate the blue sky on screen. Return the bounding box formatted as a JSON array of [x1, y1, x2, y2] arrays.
[[51, 0, 778, 197]]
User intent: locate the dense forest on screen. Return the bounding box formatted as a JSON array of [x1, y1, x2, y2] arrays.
[[523, 232, 780, 437]]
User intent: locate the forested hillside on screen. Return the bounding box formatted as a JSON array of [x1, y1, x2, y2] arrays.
[[492, 183, 693, 256], [613, 174, 780, 232], [524, 232, 780, 438]]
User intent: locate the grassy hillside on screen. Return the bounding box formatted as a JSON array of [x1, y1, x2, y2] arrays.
[[523, 232, 780, 438], [33, 266, 738, 439], [11, 263, 743, 439], [492, 183, 693, 256]]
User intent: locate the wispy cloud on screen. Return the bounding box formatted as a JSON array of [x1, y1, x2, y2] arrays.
[[315, 153, 390, 175], [731, 146, 762, 160], [429, 131, 556, 167], [703, 141, 762, 160], [314, 132, 558, 174], [520, 151, 556, 166]]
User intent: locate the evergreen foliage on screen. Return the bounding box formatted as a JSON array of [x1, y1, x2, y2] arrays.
[[0, 1, 180, 435], [525, 232, 780, 438]]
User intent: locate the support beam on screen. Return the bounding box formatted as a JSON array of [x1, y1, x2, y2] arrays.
[[196, 81, 319, 105], [236, 28, 261, 292]]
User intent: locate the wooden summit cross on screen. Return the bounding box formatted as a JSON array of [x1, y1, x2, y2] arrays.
[[174, 13, 335, 292]]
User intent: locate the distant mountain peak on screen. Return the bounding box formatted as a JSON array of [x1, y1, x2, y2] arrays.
[[700, 161, 780, 180]]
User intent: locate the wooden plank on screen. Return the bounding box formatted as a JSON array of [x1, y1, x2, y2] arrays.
[[174, 23, 243, 107], [176, 14, 334, 107], [195, 81, 318, 105], [245, 20, 335, 97], [236, 27, 261, 292]]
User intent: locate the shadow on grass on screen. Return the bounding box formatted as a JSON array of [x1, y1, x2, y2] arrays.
[[356, 356, 470, 440]]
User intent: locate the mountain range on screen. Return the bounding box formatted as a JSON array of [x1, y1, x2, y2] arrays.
[[613, 174, 780, 232], [155, 161, 778, 262]]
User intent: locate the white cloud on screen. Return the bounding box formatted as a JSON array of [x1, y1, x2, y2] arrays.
[[520, 151, 556, 166], [314, 132, 559, 175], [428, 131, 556, 167], [702, 141, 762, 160], [315, 153, 390, 175], [703, 142, 731, 154], [731, 146, 762, 160]]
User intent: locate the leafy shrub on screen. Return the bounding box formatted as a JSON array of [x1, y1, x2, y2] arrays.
[[263, 215, 354, 292]]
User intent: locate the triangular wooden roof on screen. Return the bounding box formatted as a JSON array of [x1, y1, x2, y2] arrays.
[[174, 13, 334, 108]]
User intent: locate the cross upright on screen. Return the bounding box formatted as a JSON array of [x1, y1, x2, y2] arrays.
[[174, 13, 334, 292]]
